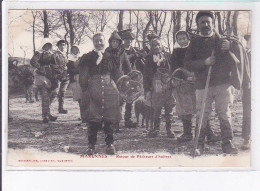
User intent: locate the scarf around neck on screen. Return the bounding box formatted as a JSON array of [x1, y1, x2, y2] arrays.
[[153, 53, 165, 66], [94, 49, 104, 65]]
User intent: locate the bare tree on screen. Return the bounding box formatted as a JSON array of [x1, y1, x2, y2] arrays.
[[118, 10, 124, 31], [20, 46, 30, 64], [172, 11, 181, 44], [31, 11, 38, 53], [226, 11, 232, 35], [43, 10, 49, 38], [215, 11, 223, 35], [185, 11, 194, 31], [232, 11, 239, 36]]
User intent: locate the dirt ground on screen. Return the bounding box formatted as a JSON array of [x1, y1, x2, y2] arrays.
[[8, 89, 249, 157]]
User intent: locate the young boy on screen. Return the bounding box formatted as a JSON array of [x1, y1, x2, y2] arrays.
[[143, 38, 175, 138], [171, 30, 219, 142], [67, 45, 84, 122]]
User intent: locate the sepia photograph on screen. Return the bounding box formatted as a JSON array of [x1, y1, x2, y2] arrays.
[[6, 8, 251, 167]]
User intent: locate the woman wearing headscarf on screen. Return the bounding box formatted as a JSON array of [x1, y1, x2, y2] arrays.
[[78, 33, 122, 155]]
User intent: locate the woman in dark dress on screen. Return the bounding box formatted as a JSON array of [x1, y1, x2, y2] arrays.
[[79, 33, 121, 155]]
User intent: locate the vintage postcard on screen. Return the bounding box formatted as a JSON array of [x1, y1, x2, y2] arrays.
[[3, 1, 253, 169]]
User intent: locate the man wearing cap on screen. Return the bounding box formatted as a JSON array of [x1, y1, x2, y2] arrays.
[[120, 31, 139, 128], [241, 33, 251, 150], [184, 11, 239, 155], [53, 40, 70, 114]]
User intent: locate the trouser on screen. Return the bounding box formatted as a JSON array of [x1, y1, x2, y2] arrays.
[[39, 86, 51, 118], [242, 83, 251, 140], [51, 78, 69, 107], [153, 102, 173, 131], [182, 114, 193, 135], [124, 102, 133, 121], [196, 83, 234, 144], [24, 85, 33, 101], [87, 121, 114, 146]]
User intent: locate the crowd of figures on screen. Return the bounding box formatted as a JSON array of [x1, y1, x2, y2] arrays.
[[9, 11, 251, 156]]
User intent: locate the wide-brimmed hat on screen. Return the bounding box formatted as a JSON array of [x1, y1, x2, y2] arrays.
[[108, 31, 123, 45]]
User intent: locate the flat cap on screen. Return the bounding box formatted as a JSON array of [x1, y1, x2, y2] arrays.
[[196, 11, 215, 23]]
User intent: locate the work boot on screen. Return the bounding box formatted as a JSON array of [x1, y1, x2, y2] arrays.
[[43, 117, 49, 123], [125, 119, 137, 128], [106, 144, 116, 155], [241, 139, 250, 150], [178, 119, 193, 142], [86, 145, 95, 155], [58, 97, 68, 114], [48, 114, 58, 122], [222, 140, 238, 154]]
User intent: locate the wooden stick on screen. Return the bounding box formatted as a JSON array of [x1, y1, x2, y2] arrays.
[[192, 50, 214, 157]]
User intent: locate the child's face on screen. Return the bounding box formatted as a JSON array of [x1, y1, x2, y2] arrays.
[[58, 43, 66, 52], [177, 34, 189, 47], [124, 39, 132, 48], [151, 39, 162, 54], [71, 47, 79, 55], [111, 39, 120, 49]]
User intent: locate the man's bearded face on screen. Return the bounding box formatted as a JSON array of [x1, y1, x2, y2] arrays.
[[197, 16, 213, 36]]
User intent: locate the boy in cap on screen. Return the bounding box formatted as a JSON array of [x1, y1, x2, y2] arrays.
[[67, 45, 84, 122], [30, 38, 58, 123], [184, 11, 238, 155], [120, 31, 138, 128], [144, 38, 175, 138], [53, 39, 70, 114], [241, 33, 251, 150], [171, 30, 219, 143]]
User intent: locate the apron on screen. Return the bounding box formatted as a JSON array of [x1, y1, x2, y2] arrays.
[[86, 74, 121, 124]]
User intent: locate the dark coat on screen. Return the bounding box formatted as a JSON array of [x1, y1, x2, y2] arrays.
[[184, 33, 235, 89], [143, 54, 170, 93], [78, 50, 121, 124]]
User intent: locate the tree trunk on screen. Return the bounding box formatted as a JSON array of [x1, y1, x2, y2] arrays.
[[216, 12, 223, 35], [142, 11, 153, 49], [66, 10, 75, 47], [226, 11, 232, 35], [232, 11, 239, 36], [32, 11, 37, 53], [173, 11, 181, 44], [43, 10, 49, 38], [118, 10, 124, 31]]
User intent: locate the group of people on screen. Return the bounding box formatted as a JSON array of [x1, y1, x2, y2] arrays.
[[28, 11, 251, 156]]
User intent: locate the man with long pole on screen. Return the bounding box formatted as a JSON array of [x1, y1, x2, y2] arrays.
[[184, 11, 238, 155]]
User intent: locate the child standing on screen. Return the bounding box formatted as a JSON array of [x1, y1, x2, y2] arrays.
[[143, 38, 175, 138], [171, 31, 219, 142], [67, 45, 84, 122]]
